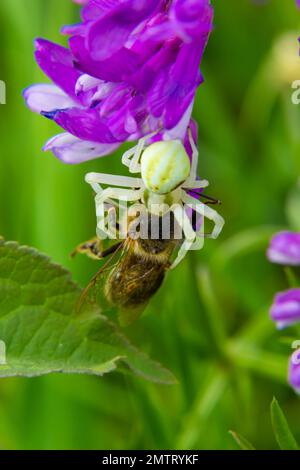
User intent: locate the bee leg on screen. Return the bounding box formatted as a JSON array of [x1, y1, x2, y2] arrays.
[[71, 237, 104, 260], [100, 242, 123, 258], [71, 238, 123, 260]]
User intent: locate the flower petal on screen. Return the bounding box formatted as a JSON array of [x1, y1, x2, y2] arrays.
[[75, 74, 102, 94], [42, 107, 119, 143], [170, 0, 214, 42], [87, 0, 162, 61], [270, 288, 300, 329], [23, 84, 76, 113], [164, 102, 195, 143], [44, 133, 121, 163], [35, 38, 81, 101], [289, 349, 300, 394], [267, 231, 300, 266], [82, 0, 123, 23], [70, 35, 139, 82], [128, 37, 182, 93], [147, 41, 204, 129]]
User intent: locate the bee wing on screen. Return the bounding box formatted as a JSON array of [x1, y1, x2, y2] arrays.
[[77, 242, 124, 313]]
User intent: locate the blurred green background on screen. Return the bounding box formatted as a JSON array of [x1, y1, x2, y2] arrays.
[[0, 0, 300, 450]]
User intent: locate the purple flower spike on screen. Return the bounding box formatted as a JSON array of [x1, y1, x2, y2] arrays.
[[270, 289, 300, 329], [267, 231, 300, 266], [24, 0, 214, 164], [289, 348, 300, 394]]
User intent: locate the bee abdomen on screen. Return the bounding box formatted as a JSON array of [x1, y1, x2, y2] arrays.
[[105, 258, 165, 309]]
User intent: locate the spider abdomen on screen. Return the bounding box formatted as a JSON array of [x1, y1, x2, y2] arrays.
[[141, 140, 190, 195]]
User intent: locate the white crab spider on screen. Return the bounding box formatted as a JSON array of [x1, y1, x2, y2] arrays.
[[85, 130, 224, 268]]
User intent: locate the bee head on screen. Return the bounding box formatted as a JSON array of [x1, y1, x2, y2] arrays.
[[141, 140, 190, 195]]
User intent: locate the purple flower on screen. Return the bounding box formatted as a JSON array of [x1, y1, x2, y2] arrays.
[[267, 232, 300, 329], [24, 0, 213, 164], [267, 230, 300, 392], [270, 289, 300, 329], [289, 348, 300, 394], [267, 231, 300, 266]]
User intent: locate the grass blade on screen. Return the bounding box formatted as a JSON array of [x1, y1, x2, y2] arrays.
[[229, 430, 255, 450], [271, 397, 299, 450]]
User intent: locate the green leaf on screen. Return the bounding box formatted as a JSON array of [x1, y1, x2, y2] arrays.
[[271, 397, 299, 450], [229, 431, 255, 450], [0, 239, 176, 384]]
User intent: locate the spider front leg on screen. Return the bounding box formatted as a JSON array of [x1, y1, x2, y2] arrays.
[[85, 172, 143, 190], [85, 172, 145, 240], [182, 193, 225, 239], [121, 131, 159, 174], [95, 187, 145, 216]]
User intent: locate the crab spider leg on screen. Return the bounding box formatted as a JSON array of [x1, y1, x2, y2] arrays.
[[95, 187, 144, 213], [96, 206, 123, 240], [85, 173, 138, 210], [85, 172, 144, 189], [95, 187, 144, 239], [182, 193, 224, 239], [184, 128, 199, 185], [122, 131, 160, 173], [171, 238, 196, 270], [182, 179, 209, 190], [121, 139, 144, 174], [95, 187, 144, 224], [170, 204, 196, 269], [171, 204, 196, 242]]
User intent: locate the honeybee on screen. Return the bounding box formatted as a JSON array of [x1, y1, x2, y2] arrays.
[[73, 190, 221, 326], [72, 212, 178, 326]]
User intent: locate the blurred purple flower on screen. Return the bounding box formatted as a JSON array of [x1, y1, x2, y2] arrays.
[[267, 230, 300, 392], [289, 348, 300, 394], [267, 231, 300, 266], [24, 0, 213, 163], [270, 289, 300, 329], [267, 231, 300, 329]]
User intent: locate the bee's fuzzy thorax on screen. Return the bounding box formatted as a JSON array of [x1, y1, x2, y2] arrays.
[[125, 238, 175, 265]]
